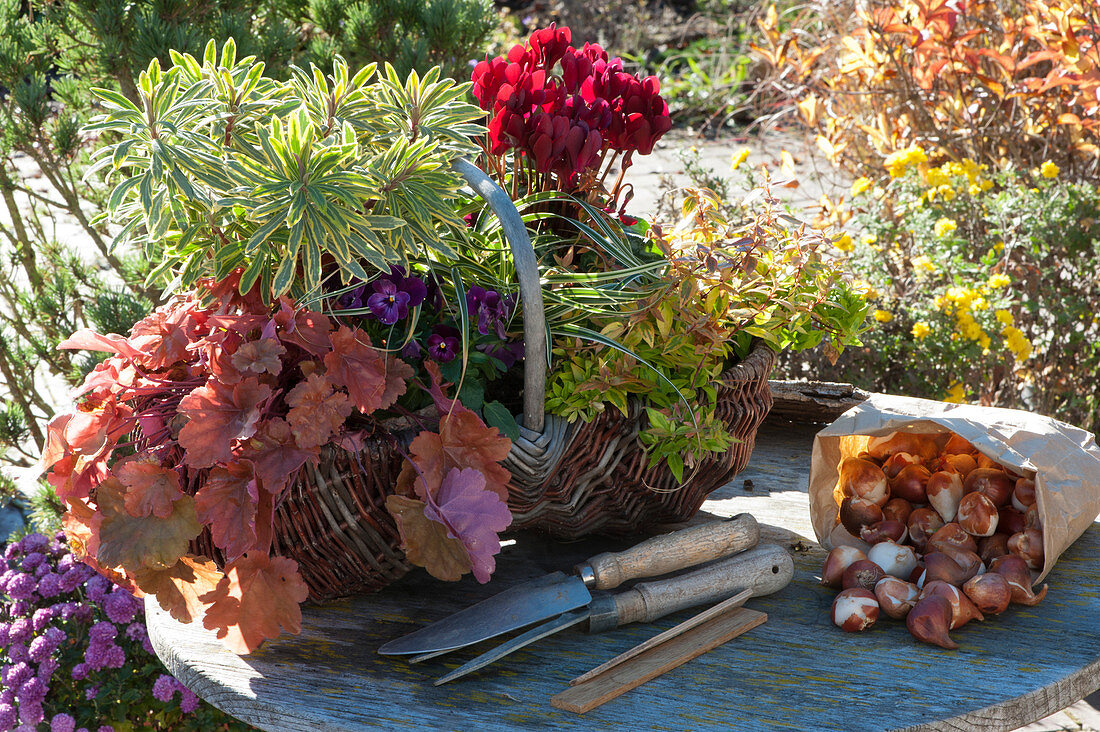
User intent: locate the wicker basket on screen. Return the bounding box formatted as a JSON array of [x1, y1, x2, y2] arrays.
[[244, 159, 774, 601]]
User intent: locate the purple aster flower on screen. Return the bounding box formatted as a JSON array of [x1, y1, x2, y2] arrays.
[[58, 569, 82, 594], [32, 608, 53, 632], [367, 279, 411, 325], [0, 623, 8, 649], [22, 535, 47, 553], [51, 714, 76, 732], [179, 687, 200, 714], [19, 700, 44, 726], [426, 326, 460, 363], [0, 689, 11, 707], [3, 542, 18, 561], [97, 726, 114, 732], [4, 662, 32, 688], [70, 663, 88, 681], [8, 601, 29, 619], [125, 622, 147, 643], [36, 657, 59, 682], [142, 636, 155, 655], [5, 574, 35, 602], [0, 569, 17, 587], [18, 677, 47, 705], [104, 591, 139, 624], [54, 602, 77, 620], [0, 704, 13, 731], [20, 553, 44, 572], [69, 604, 92, 625], [56, 555, 73, 572], [7, 643, 28, 664], [104, 645, 125, 669], [29, 636, 55, 663], [34, 563, 50, 578], [84, 575, 110, 603], [89, 621, 116, 643], [152, 674, 177, 702], [84, 685, 99, 701], [7, 619, 30, 644], [36, 573, 61, 599]]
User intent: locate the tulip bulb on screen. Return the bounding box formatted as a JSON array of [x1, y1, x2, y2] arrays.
[[867, 540, 918, 579], [842, 559, 887, 592], [957, 491, 999, 537], [860, 520, 907, 545], [989, 555, 1048, 606], [1012, 478, 1037, 512], [882, 497, 913, 525], [1008, 528, 1044, 570], [976, 453, 999, 470], [923, 549, 982, 586], [890, 464, 932, 503], [832, 588, 880, 632], [926, 523, 978, 555], [962, 573, 1012, 615], [821, 546, 867, 588], [940, 453, 978, 477], [839, 457, 890, 506], [840, 497, 884, 536], [874, 577, 920, 619], [963, 468, 1015, 508], [906, 595, 958, 649], [978, 533, 1010, 564], [907, 508, 946, 553], [944, 434, 977, 455], [920, 580, 984, 629], [927, 471, 965, 522], [882, 452, 921, 480], [997, 507, 1027, 536], [867, 432, 940, 461]]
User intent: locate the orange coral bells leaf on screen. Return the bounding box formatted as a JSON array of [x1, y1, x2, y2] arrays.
[[178, 376, 272, 468], [385, 495, 471, 581], [273, 298, 332, 356], [95, 476, 202, 572], [115, 454, 185, 519], [194, 460, 261, 561], [240, 418, 317, 496], [58, 328, 147, 362], [324, 326, 413, 413], [133, 555, 224, 624], [403, 410, 513, 501], [230, 338, 286, 376], [285, 372, 353, 449], [200, 552, 310, 653]]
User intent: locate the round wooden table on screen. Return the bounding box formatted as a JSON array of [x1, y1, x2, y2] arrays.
[[147, 422, 1100, 731]]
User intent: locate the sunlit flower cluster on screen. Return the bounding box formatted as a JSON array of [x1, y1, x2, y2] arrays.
[[934, 217, 958, 238], [884, 144, 928, 178]]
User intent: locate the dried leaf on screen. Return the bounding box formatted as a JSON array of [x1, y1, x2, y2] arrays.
[[195, 460, 260, 561], [422, 468, 512, 583], [115, 454, 185, 519], [200, 552, 310, 653], [385, 495, 470, 581], [323, 326, 413, 413], [285, 372, 354, 449], [133, 555, 224, 624], [178, 377, 273, 468], [96, 476, 201, 572]]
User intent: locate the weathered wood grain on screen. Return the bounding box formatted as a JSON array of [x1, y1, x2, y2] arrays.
[[147, 421, 1100, 731]]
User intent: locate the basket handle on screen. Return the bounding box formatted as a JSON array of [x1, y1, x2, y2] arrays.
[[452, 157, 546, 433]]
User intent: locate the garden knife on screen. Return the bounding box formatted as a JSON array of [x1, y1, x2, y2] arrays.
[[377, 513, 761, 658], [433, 542, 793, 684]]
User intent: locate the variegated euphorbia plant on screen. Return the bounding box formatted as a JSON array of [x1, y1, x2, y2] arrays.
[[85, 38, 485, 305]]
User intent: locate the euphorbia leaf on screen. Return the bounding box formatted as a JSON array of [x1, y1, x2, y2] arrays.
[[195, 460, 260, 561], [421, 468, 512, 583], [285, 372, 353, 449], [134, 555, 224, 624], [115, 454, 185, 519], [323, 326, 413, 413], [178, 376, 273, 468], [96, 476, 202, 572], [385, 495, 470, 581], [200, 551, 310, 653]]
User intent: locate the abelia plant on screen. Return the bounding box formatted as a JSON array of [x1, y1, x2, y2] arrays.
[[40, 272, 513, 653], [0, 532, 246, 731], [471, 24, 672, 201]]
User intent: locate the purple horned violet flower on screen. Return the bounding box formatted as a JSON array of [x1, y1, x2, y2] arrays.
[[427, 326, 461, 363], [367, 279, 411, 325], [465, 287, 517, 340]]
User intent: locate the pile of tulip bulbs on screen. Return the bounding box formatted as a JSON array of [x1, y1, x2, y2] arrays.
[[823, 431, 1047, 648]]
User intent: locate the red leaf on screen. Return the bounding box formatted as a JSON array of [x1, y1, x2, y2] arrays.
[[178, 377, 273, 468], [133, 555, 224, 624], [239, 418, 317, 495], [421, 468, 512, 583], [385, 495, 470, 581], [115, 453, 185, 519], [58, 329, 146, 362], [71, 358, 143, 401], [129, 306, 193, 369], [195, 460, 260, 561], [200, 552, 310, 653], [323, 326, 413, 413], [95, 476, 202, 572], [274, 299, 332, 356], [230, 338, 286, 376], [285, 372, 353, 449], [401, 410, 513, 501]]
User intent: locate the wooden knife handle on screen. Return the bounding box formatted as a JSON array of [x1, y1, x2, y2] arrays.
[[577, 514, 760, 591], [586, 543, 793, 633]]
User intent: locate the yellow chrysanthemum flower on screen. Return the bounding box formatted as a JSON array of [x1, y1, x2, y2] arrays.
[[874, 309, 893, 323], [731, 147, 751, 171], [944, 382, 967, 403], [911, 322, 931, 339], [925, 167, 949, 187], [851, 177, 872, 196], [988, 273, 1011, 288], [995, 309, 1014, 325], [1040, 161, 1059, 179], [934, 217, 958, 238], [911, 255, 937, 274], [834, 233, 854, 252], [861, 233, 877, 245]]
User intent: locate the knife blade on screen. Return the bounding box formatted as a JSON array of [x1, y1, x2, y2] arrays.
[[432, 543, 794, 685], [377, 513, 760, 657]]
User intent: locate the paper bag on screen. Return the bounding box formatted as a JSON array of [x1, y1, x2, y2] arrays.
[[810, 393, 1100, 582]]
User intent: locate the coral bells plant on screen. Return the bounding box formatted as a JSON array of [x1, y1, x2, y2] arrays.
[[39, 273, 514, 653], [472, 24, 672, 202], [0, 532, 244, 731]]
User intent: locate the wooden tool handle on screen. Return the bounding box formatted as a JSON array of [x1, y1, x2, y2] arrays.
[[586, 543, 793, 632], [577, 514, 760, 591]]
